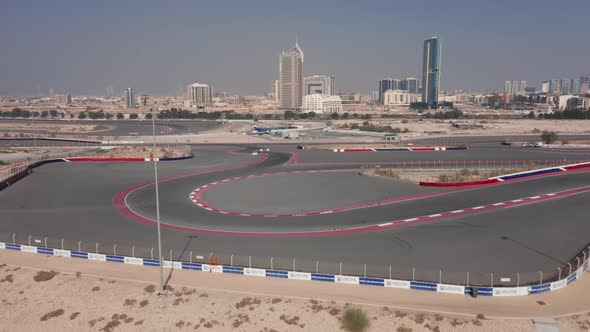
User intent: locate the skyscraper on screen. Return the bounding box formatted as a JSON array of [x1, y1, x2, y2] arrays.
[[124, 88, 135, 108], [572, 78, 581, 94], [580, 76, 590, 94], [279, 39, 304, 110], [378, 78, 394, 104], [422, 36, 441, 109], [519, 81, 527, 95], [405, 78, 419, 94], [304, 75, 334, 95], [504, 81, 512, 95]]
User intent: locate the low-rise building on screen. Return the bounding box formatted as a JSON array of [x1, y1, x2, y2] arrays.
[[383, 89, 420, 105], [303, 94, 342, 113]]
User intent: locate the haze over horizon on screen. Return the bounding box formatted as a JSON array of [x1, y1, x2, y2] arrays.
[[1, 0, 589, 96]]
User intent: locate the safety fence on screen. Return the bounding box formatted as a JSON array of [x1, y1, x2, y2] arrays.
[[359, 158, 588, 173], [1, 232, 589, 296]]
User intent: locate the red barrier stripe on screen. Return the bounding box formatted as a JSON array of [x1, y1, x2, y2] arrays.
[[419, 178, 501, 187], [563, 162, 590, 170]]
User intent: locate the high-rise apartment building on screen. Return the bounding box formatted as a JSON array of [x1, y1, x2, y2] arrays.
[[404, 78, 419, 94], [186, 82, 212, 106], [422, 36, 441, 109], [504, 81, 512, 94], [378, 78, 394, 104], [541, 81, 550, 93], [560, 79, 571, 95], [274, 80, 280, 101], [550, 79, 561, 95], [279, 40, 304, 110], [519, 81, 527, 95], [124, 88, 135, 108], [572, 79, 581, 94], [580, 76, 590, 95], [304, 75, 334, 95]]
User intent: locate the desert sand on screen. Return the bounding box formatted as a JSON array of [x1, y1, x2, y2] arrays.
[[1, 250, 590, 331]]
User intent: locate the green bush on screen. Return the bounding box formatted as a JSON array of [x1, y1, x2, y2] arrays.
[[342, 308, 369, 332]]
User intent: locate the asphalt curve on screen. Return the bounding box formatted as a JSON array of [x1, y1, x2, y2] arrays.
[[0, 144, 589, 286]]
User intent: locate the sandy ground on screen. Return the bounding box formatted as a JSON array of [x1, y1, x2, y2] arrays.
[[333, 119, 590, 136], [81, 145, 191, 159], [1, 250, 590, 331], [0, 123, 112, 133], [362, 167, 538, 184]]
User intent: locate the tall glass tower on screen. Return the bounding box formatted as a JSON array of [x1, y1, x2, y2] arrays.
[[279, 39, 304, 110], [421, 36, 441, 109]]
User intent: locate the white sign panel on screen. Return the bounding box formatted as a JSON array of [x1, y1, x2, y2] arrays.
[[437, 284, 465, 295], [163, 261, 182, 269], [335, 275, 360, 285], [244, 268, 265, 277], [0, 242, 5, 249], [88, 253, 106, 261], [54, 249, 71, 257], [551, 279, 567, 291], [201, 264, 223, 273], [124, 257, 143, 265], [288, 271, 311, 281], [21, 245, 37, 253], [493, 287, 529, 296], [385, 279, 411, 289]]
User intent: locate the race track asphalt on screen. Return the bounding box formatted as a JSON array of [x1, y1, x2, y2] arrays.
[[0, 144, 589, 286]]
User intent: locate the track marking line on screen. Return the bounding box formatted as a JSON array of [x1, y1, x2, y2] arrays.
[[450, 210, 464, 213]]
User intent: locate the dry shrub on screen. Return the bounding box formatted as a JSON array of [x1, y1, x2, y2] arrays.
[[394, 311, 407, 318], [144, 285, 155, 293], [271, 298, 282, 304], [413, 314, 425, 324], [69, 312, 80, 320], [342, 308, 369, 332], [40, 309, 64, 321], [124, 299, 136, 306], [0, 274, 14, 283], [139, 300, 148, 308], [34, 270, 58, 282], [396, 327, 412, 332], [329, 307, 341, 316], [279, 314, 301, 326], [235, 297, 261, 309]]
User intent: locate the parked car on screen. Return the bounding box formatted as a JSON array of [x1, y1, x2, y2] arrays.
[[522, 142, 543, 148]]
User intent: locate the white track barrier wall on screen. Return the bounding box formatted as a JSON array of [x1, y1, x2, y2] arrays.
[[1, 242, 587, 297]]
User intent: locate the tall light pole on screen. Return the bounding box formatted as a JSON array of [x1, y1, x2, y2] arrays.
[[151, 107, 165, 294]]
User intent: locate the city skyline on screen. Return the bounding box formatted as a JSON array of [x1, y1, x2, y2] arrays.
[[1, 0, 589, 96]]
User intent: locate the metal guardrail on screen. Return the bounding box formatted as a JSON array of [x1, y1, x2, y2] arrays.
[[2, 231, 588, 288]]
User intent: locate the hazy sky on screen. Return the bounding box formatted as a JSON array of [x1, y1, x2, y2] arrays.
[[1, 0, 589, 96]]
